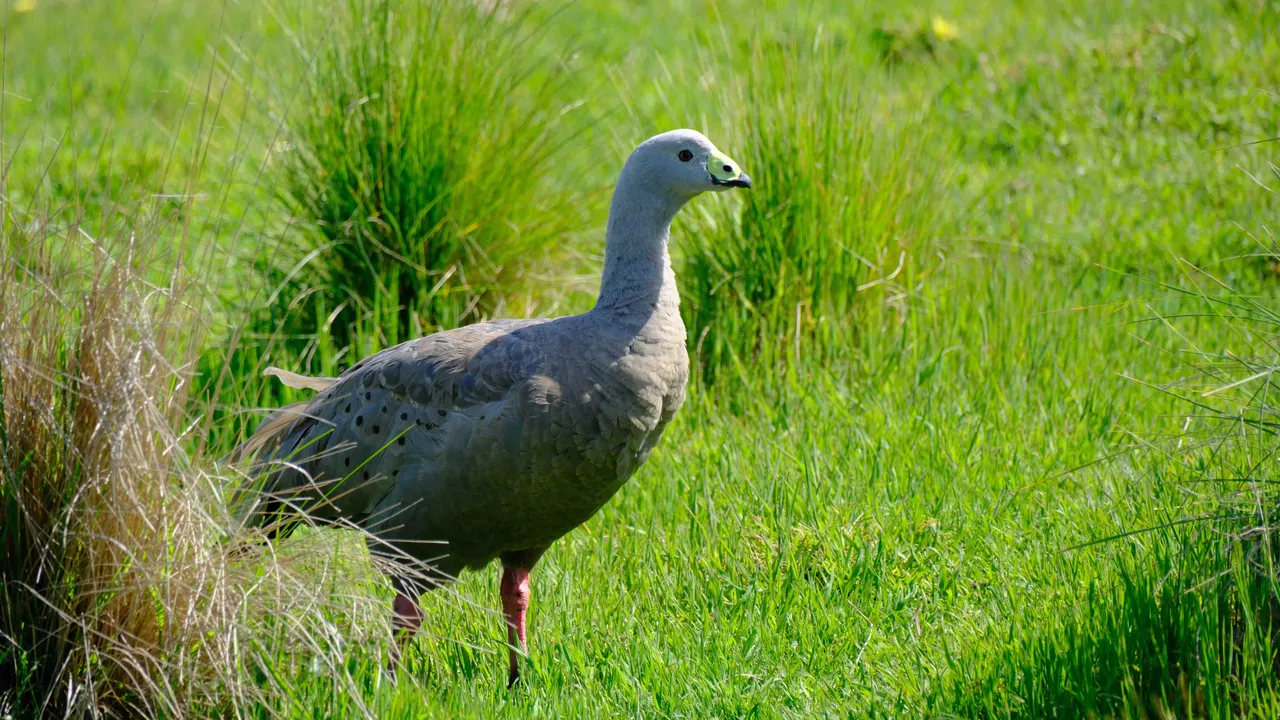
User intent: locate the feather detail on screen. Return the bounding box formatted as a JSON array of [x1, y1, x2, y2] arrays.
[[265, 366, 337, 391]]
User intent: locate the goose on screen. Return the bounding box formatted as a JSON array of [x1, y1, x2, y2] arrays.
[[235, 129, 752, 686]]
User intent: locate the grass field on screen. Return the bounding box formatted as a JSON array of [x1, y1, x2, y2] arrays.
[[3, 0, 1280, 717]]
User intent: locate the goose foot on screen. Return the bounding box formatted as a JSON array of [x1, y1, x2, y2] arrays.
[[388, 591, 423, 675]]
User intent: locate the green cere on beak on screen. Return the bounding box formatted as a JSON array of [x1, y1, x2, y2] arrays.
[[708, 149, 752, 188]]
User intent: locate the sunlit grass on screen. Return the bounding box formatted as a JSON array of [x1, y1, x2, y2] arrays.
[[4, 0, 1280, 717]]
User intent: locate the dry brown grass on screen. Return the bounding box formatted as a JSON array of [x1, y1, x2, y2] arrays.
[[0, 164, 416, 720]]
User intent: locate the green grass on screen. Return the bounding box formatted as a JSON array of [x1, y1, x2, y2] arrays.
[[4, 0, 1280, 716], [674, 21, 946, 379], [274, 0, 588, 348]]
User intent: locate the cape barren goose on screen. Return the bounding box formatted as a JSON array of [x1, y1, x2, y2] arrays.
[[235, 129, 752, 685]]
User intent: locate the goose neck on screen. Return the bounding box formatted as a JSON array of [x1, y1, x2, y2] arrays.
[[593, 173, 685, 322]]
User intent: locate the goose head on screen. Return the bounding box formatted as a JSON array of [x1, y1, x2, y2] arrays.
[[622, 129, 752, 203]]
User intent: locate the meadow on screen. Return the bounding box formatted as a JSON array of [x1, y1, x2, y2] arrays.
[[2, 0, 1280, 717]]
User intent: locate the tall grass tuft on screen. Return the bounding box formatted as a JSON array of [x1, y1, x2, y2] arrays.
[[0, 194, 418, 718], [0, 207, 198, 713], [277, 0, 584, 352], [676, 26, 946, 381]]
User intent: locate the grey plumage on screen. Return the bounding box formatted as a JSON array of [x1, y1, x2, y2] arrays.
[[234, 130, 751, 674], [240, 311, 686, 580]]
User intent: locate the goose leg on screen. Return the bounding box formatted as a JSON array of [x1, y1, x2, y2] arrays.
[[500, 566, 531, 687], [388, 590, 423, 671]]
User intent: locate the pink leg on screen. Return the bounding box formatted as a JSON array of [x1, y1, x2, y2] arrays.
[[500, 566, 532, 687], [389, 591, 423, 671]]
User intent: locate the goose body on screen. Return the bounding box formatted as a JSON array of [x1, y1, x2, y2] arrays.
[[236, 129, 752, 684], [260, 308, 687, 578]]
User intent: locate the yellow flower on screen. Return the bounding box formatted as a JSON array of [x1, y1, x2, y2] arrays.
[[931, 16, 959, 42], [15, 0, 37, 12]]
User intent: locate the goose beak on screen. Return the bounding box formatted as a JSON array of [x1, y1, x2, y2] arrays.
[[708, 149, 751, 190]]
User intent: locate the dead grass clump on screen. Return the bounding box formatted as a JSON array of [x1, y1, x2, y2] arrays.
[[0, 202, 402, 718]]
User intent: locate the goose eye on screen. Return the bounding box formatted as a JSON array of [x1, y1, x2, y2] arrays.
[[678, 149, 693, 162]]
